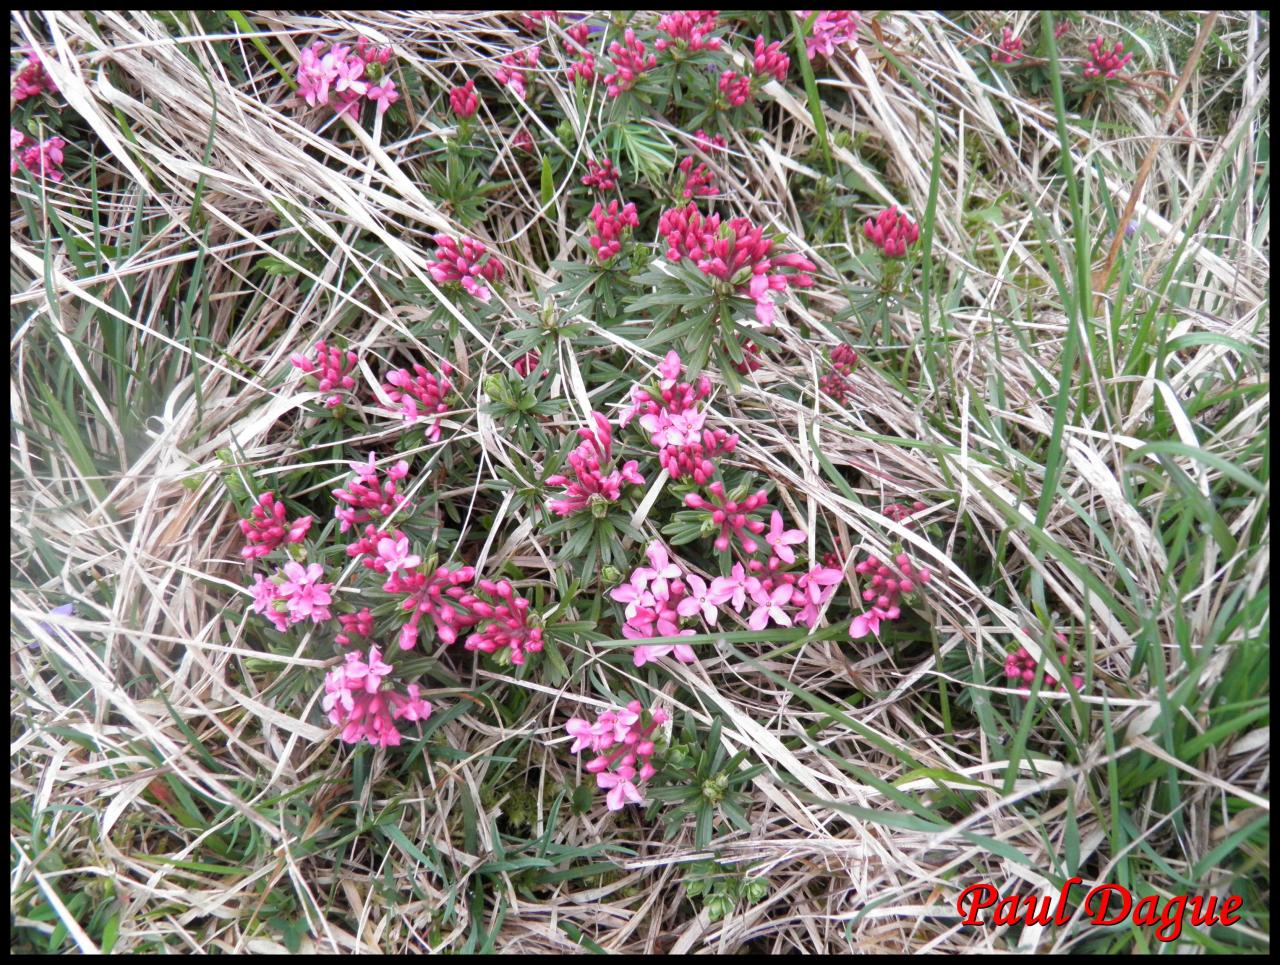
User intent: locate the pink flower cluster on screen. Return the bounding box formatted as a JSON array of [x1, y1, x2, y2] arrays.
[[1006, 629, 1085, 694], [718, 70, 751, 107], [992, 27, 1024, 65], [457, 578, 546, 665], [752, 36, 790, 82], [382, 561, 545, 665], [884, 499, 928, 528], [296, 38, 399, 116], [1083, 35, 1133, 79], [336, 607, 373, 646], [658, 204, 816, 325], [382, 361, 454, 442], [685, 481, 768, 553], [547, 412, 645, 517], [820, 343, 859, 405], [10, 131, 66, 182], [519, 10, 562, 32], [427, 233, 505, 303], [655, 11, 722, 54], [614, 531, 844, 664], [850, 552, 931, 639], [604, 28, 656, 97], [449, 79, 479, 118], [610, 541, 699, 664], [864, 206, 920, 258], [677, 130, 727, 200], [384, 563, 476, 650], [581, 157, 618, 191], [800, 10, 862, 61], [332, 453, 410, 534], [620, 351, 738, 485], [323, 645, 434, 748], [291, 339, 360, 409], [566, 699, 668, 810], [239, 492, 314, 560], [734, 550, 844, 631], [565, 22, 596, 82], [250, 561, 334, 632], [589, 200, 639, 263], [11, 46, 58, 101], [494, 45, 541, 100]]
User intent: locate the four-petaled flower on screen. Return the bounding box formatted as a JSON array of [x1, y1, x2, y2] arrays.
[[764, 511, 806, 564]]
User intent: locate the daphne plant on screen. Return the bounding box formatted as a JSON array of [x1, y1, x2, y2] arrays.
[[631, 207, 814, 380], [542, 412, 648, 577], [646, 717, 765, 847]]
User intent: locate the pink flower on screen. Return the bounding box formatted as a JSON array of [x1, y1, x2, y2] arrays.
[[566, 700, 667, 810], [375, 534, 421, 574], [685, 482, 768, 553], [655, 12, 721, 53], [14, 135, 67, 182], [239, 492, 314, 559], [1005, 631, 1085, 695], [884, 499, 928, 527], [546, 412, 645, 517], [333, 453, 411, 534], [820, 343, 859, 404], [763, 511, 806, 564], [291, 339, 360, 409], [991, 26, 1024, 65], [519, 10, 562, 32], [322, 644, 434, 748], [850, 610, 882, 639], [295, 38, 398, 117], [366, 79, 399, 114], [863, 206, 919, 258], [718, 70, 751, 107], [382, 361, 454, 442], [1083, 35, 1133, 79], [335, 607, 374, 646], [597, 771, 645, 810], [249, 573, 290, 632], [449, 79, 479, 118], [633, 637, 697, 666], [676, 130, 727, 200], [603, 28, 655, 97], [746, 580, 793, 631], [427, 233, 504, 303], [849, 551, 931, 639], [709, 563, 749, 613], [566, 716, 614, 754], [12, 46, 59, 101], [494, 45, 541, 100], [588, 200, 639, 263], [384, 564, 477, 649], [619, 350, 738, 485], [799, 10, 861, 61], [456, 578, 545, 666], [642, 541, 682, 601], [795, 564, 843, 627], [581, 158, 619, 191], [610, 569, 656, 620], [278, 561, 334, 623], [752, 36, 790, 82], [677, 573, 720, 625], [658, 204, 815, 325]]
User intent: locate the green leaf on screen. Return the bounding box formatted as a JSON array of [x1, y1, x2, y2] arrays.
[[540, 155, 555, 208]]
